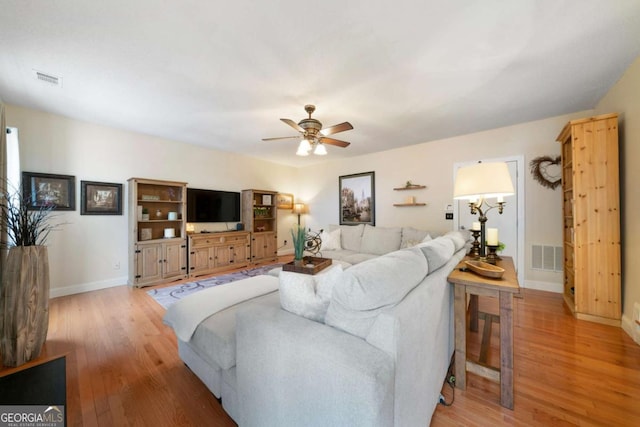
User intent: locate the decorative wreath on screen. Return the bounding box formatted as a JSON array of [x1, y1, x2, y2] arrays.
[[529, 155, 562, 189]]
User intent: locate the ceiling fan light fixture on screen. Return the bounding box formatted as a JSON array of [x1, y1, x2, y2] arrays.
[[296, 140, 311, 156], [314, 143, 327, 156]]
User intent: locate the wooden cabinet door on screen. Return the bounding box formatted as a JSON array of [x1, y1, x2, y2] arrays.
[[214, 245, 233, 268], [252, 234, 267, 261], [263, 232, 277, 260], [189, 246, 212, 276], [163, 241, 186, 279], [136, 244, 163, 284], [233, 241, 250, 265]]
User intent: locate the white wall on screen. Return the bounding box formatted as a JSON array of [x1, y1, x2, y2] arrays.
[[595, 55, 640, 343], [7, 105, 298, 297], [295, 111, 593, 289]]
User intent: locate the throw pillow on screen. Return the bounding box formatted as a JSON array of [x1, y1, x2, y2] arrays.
[[279, 265, 344, 323], [418, 236, 455, 272], [401, 233, 432, 249], [320, 228, 342, 251]]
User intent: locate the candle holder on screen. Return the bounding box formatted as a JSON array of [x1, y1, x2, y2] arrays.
[[469, 230, 481, 259], [486, 245, 499, 265]]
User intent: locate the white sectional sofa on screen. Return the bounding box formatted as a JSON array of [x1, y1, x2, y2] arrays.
[[163, 226, 470, 426]]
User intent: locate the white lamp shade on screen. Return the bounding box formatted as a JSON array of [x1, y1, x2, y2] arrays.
[[453, 162, 514, 200], [313, 143, 327, 155], [296, 139, 311, 156], [292, 203, 308, 214]]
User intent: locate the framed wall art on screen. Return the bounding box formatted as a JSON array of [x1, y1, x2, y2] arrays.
[[276, 193, 294, 209], [81, 181, 123, 215], [339, 171, 375, 225], [22, 171, 75, 211]]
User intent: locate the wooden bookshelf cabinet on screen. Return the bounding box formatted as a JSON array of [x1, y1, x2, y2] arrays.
[[187, 231, 251, 278], [242, 189, 278, 264], [557, 113, 621, 325], [128, 178, 188, 287]]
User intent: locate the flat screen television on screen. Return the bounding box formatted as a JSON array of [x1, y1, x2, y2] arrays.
[[187, 188, 241, 223]]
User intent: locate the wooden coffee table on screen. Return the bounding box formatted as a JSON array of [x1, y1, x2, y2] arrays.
[[447, 256, 520, 409]]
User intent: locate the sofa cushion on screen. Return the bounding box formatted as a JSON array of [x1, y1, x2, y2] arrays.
[[279, 265, 343, 323], [360, 224, 402, 255], [320, 228, 342, 251], [444, 230, 470, 252], [329, 224, 364, 252], [325, 247, 428, 338], [401, 227, 432, 248], [343, 253, 379, 265], [418, 236, 455, 273]]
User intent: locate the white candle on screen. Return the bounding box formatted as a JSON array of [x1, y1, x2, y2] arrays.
[[472, 222, 481, 231], [497, 196, 504, 203], [487, 228, 499, 246]]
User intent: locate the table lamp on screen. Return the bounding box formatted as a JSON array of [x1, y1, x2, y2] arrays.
[[453, 162, 514, 258]]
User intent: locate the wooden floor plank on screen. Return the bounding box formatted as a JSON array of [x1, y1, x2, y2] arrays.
[[2, 266, 639, 426]]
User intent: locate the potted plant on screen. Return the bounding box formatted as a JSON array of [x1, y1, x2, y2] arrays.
[[141, 207, 150, 221], [0, 186, 58, 367], [291, 225, 307, 266]]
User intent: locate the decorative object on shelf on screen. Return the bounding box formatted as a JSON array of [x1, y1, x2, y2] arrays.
[[464, 259, 505, 279], [262, 194, 272, 205], [168, 211, 178, 220], [262, 104, 353, 156], [529, 155, 561, 190], [0, 186, 62, 366], [276, 193, 294, 209], [292, 202, 308, 225], [22, 171, 75, 211], [141, 207, 149, 221], [394, 183, 427, 191], [453, 162, 514, 259], [291, 225, 307, 265], [163, 228, 175, 238], [140, 228, 152, 240], [155, 208, 162, 219], [80, 181, 123, 215], [339, 171, 375, 226]]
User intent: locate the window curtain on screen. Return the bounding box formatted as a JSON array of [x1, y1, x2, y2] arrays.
[[0, 99, 7, 272]]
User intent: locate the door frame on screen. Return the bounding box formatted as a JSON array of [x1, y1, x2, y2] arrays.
[[453, 155, 525, 285]]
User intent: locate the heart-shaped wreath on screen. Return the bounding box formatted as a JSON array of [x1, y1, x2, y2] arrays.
[[529, 155, 562, 189]]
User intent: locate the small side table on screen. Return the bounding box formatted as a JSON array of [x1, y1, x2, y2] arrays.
[[447, 256, 520, 409]]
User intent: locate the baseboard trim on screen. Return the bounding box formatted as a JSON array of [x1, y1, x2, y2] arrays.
[[621, 314, 640, 345], [523, 280, 562, 293], [49, 276, 127, 298], [277, 248, 294, 256]]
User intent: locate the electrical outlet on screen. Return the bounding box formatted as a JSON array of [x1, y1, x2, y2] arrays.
[[445, 212, 454, 220], [284, 239, 288, 246]]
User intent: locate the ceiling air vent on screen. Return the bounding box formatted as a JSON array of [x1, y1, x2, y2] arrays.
[[33, 70, 62, 87]]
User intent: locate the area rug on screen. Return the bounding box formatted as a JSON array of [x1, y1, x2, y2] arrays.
[[147, 263, 282, 309]]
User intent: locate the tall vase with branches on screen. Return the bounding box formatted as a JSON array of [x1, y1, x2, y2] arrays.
[[0, 186, 58, 367]]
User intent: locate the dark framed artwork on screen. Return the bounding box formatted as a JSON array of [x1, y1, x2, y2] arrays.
[[22, 171, 75, 211], [81, 181, 123, 215], [339, 171, 375, 225], [276, 193, 294, 209]]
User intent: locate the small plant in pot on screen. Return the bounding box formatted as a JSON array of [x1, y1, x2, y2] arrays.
[[291, 225, 307, 266], [0, 186, 59, 367]]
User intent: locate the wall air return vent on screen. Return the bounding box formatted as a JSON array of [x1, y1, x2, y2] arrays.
[[532, 245, 563, 272], [33, 70, 62, 87]]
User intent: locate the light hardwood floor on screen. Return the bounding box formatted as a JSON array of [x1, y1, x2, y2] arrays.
[[2, 271, 639, 426]]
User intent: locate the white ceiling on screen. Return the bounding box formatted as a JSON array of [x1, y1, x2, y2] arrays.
[[1, 1, 640, 167]]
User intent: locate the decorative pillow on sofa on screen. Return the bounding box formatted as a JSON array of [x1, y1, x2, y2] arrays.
[[444, 230, 470, 251], [359, 224, 402, 255], [320, 228, 342, 251], [279, 265, 344, 323], [329, 224, 364, 251], [325, 247, 428, 338], [400, 227, 432, 248], [418, 236, 455, 273], [400, 233, 432, 249]]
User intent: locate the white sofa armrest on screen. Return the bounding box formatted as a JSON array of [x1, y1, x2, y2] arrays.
[[236, 304, 394, 427]]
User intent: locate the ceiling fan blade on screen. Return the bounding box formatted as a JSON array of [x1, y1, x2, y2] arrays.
[[280, 118, 304, 133], [262, 136, 300, 141], [321, 121, 353, 136], [320, 137, 350, 148]]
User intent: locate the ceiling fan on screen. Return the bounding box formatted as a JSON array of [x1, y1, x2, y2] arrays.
[[262, 105, 353, 156]]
